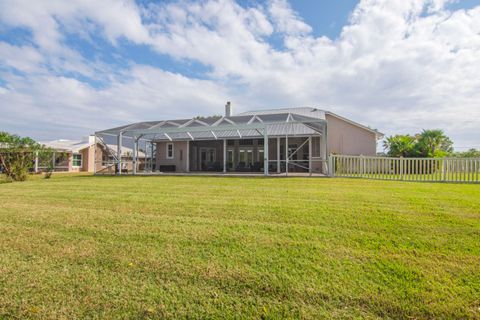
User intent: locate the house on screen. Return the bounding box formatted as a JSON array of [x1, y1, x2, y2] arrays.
[[95, 104, 383, 175], [38, 136, 145, 173]]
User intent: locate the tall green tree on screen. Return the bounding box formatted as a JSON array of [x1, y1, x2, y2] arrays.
[[383, 129, 454, 158], [0, 132, 53, 181], [416, 129, 453, 157], [383, 134, 416, 157]]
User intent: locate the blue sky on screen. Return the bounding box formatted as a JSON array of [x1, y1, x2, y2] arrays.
[[0, 0, 479, 150], [289, 0, 359, 38]]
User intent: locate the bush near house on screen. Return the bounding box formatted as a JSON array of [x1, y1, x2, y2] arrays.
[[0, 174, 479, 319]]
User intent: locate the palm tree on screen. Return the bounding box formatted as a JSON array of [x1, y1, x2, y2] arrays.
[[416, 129, 453, 157], [383, 135, 416, 157]]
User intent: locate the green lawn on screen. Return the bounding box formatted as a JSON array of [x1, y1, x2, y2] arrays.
[[0, 174, 479, 319]]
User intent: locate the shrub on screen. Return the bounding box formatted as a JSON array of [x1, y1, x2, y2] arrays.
[[0, 132, 53, 182]]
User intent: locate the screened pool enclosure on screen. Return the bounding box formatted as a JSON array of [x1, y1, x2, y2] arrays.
[[94, 110, 328, 176]]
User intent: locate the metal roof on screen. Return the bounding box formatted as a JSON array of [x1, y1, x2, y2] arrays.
[[40, 138, 93, 153], [96, 109, 326, 142], [240, 107, 383, 138], [239, 107, 326, 119], [40, 137, 146, 157]]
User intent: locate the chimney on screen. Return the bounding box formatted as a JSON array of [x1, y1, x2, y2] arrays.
[[225, 101, 233, 117]]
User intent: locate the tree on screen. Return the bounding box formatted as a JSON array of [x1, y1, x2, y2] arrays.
[[0, 132, 53, 181], [452, 148, 480, 158], [383, 134, 416, 157], [416, 129, 453, 157], [383, 129, 454, 158]]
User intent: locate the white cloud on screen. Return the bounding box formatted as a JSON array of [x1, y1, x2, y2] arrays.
[[267, 0, 312, 35], [0, 42, 44, 73], [0, 0, 149, 51], [0, 0, 479, 149], [0, 63, 229, 138]]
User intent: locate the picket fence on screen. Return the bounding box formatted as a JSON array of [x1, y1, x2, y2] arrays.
[[329, 155, 480, 183]]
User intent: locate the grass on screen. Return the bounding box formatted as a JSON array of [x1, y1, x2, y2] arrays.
[[336, 172, 480, 183], [0, 174, 479, 319]]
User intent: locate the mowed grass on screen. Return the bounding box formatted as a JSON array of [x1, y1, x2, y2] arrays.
[[0, 174, 479, 319]]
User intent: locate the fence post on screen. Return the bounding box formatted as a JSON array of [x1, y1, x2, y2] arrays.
[[442, 159, 447, 182], [476, 160, 479, 183], [328, 155, 333, 177], [399, 157, 403, 181], [93, 135, 97, 175], [34, 151, 39, 173], [359, 155, 364, 178], [132, 135, 137, 175]]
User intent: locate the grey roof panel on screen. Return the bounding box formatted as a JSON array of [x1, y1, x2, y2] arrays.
[[225, 115, 254, 124], [97, 107, 326, 140], [198, 117, 222, 125], [239, 107, 326, 119], [258, 113, 289, 122], [266, 123, 318, 136]]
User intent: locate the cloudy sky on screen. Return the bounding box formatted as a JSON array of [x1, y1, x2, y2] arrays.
[[0, 0, 479, 150]]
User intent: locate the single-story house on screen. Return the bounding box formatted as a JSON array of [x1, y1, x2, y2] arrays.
[[95, 104, 383, 176], [39, 136, 145, 173]]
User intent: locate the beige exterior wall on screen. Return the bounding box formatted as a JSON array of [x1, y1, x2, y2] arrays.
[[66, 145, 95, 173], [94, 144, 109, 173], [67, 153, 76, 172], [156, 141, 188, 172], [326, 114, 377, 156], [84, 145, 95, 172]]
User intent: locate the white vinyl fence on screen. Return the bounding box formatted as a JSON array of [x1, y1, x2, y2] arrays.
[[329, 155, 480, 183]]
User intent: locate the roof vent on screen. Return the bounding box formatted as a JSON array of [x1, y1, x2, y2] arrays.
[[225, 101, 233, 117]]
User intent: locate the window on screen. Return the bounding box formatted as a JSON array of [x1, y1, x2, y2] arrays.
[[227, 149, 234, 169], [55, 153, 69, 167], [72, 153, 82, 167], [258, 147, 264, 162], [239, 150, 246, 162], [239, 139, 253, 146], [239, 148, 253, 165], [200, 148, 216, 170], [166, 143, 174, 159]]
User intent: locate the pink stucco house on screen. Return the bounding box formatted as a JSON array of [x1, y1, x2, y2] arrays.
[[96, 104, 383, 175]]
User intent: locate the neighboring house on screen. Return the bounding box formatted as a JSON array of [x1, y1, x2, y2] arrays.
[[39, 136, 96, 172], [39, 136, 145, 173], [96, 104, 383, 175]]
